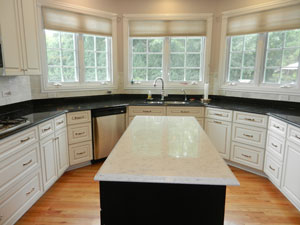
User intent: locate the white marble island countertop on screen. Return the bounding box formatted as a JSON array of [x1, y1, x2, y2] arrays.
[[94, 116, 239, 186]]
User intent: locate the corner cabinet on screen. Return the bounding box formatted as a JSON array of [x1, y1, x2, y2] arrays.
[[0, 0, 41, 75], [281, 125, 300, 211]]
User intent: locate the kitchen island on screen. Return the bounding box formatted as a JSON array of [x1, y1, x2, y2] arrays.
[[94, 116, 239, 225]]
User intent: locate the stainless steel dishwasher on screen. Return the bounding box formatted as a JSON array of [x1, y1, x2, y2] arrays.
[[92, 106, 126, 160]]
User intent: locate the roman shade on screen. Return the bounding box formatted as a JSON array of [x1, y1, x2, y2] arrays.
[[129, 20, 207, 37], [42, 7, 112, 36], [227, 3, 300, 36]]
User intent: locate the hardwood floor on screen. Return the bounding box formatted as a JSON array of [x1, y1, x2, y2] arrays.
[[16, 163, 300, 225]]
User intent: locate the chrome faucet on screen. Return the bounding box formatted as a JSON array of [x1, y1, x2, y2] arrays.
[[153, 77, 165, 101], [181, 89, 187, 101]]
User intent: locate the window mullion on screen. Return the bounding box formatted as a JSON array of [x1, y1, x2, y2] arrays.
[[163, 37, 170, 82], [77, 34, 85, 84]]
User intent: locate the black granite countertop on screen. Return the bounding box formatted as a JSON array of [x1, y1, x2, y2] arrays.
[[1, 94, 300, 140]]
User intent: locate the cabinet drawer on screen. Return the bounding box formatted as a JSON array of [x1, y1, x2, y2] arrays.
[[0, 143, 40, 196], [38, 119, 54, 139], [205, 108, 232, 122], [233, 111, 268, 128], [264, 152, 282, 187], [0, 171, 43, 225], [268, 117, 287, 137], [287, 124, 300, 146], [67, 111, 91, 125], [230, 141, 265, 170], [68, 123, 92, 145], [69, 141, 92, 165], [0, 127, 38, 160], [232, 123, 266, 148], [128, 106, 166, 116], [166, 107, 204, 117], [266, 131, 285, 161], [54, 114, 66, 131]]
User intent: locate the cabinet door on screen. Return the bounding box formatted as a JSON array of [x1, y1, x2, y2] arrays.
[[55, 128, 69, 177], [205, 119, 232, 159], [281, 141, 300, 211], [0, 0, 24, 75], [40, 134, 57, 191], [19, 0, 41, 75]]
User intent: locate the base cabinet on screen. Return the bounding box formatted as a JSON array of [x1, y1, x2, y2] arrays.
[[281, 141, 300, 211], [40, 134, 57, 191], [205, 119, 231, 159], [55, 127, 69, 177]]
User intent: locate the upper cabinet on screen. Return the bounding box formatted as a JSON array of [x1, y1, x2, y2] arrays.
[[0, 0, 41, 76]]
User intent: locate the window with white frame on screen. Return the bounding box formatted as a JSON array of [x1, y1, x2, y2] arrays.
[[226, 29, 300, 86], [125, 16, 212, 88], [222, 2, 300, 91], [130, 36, 205, 83], [41, 6, 116, 90]]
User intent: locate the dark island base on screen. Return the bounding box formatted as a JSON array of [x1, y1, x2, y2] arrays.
[[99, 181, 226, 225]]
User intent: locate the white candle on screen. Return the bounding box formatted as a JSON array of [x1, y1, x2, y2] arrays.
[[204, 83, 209, 100]]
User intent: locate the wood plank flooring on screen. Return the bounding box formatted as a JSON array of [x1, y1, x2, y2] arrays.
[[16, 163, 300, 225]]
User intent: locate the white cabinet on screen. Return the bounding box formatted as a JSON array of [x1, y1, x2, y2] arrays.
[[40, 133, 57, 191], [281, 140, 300, 211], [0, 0, 40, 75], [205, 119, 232, 159], [67, 111, 92, 166], [55, 127, 69, 177]]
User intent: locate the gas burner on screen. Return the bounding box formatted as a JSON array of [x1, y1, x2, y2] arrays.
[[0, 117, 30, 135]]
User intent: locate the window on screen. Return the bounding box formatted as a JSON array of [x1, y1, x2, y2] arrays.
[[227, 34, 258, 83], [40, 5, 117, 91], [263, 29, 300, 85], [130, 36, 206, 84], [225, 29, 300, 87], [46, 30, 77, 83], [45, 30, 112, 85]]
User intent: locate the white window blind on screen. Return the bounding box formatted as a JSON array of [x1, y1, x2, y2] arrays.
[[227, 4, 300, 36], [129, 20, 207, 37], [42, 7, 112, 36]]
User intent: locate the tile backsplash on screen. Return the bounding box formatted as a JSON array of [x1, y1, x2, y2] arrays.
[[0, 76, 32, 106]]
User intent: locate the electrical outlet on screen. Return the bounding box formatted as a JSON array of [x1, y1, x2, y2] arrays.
[[2, 90, 12, 97]]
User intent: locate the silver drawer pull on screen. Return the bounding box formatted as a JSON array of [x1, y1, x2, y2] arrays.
[[20, 137, 30, 143], [75, 132, 85, 136], [57, 120, 64, 125], [295, 135, 300, 140], [243, 134, 253, 138], [214, 113, 224, 117], [273, 125, 281, 129], [23, 159, 32, 166], [180, 111, 189, 113], [76, 152, 85, 155], [214, 121, 222, 124], [142, 110, 152, 113], [73, 116, 84, 120], [269, 165, 275, 171], [26, 187, 35, 196], [245, 118, 255, 122], [242, 154, 251, 158], [42, 127, 51, 132], [271, 143, 278, 148]]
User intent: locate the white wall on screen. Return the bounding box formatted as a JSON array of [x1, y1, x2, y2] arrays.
[[0, 76, 31, 106]]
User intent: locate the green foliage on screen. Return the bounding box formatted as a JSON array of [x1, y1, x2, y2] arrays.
[[170, 69, 184, 81], [170, 39, 185, 52], [186, 69, 200, 81], [170, 54, 184, 67], [187, 39, 201, 52], [133, 39, 147, 52], [186, 54, 200, 67], [148, 54, 162, 67], [229, 69, 241, 82], [148, 69, 162, 80], [133, 54, 147, 67], [148, 39, 163, 52]]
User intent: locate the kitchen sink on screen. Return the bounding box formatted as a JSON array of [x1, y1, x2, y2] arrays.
[[164, 101, 190, 105], [144, 101, 190, 105]]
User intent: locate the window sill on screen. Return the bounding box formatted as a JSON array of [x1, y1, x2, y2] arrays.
[[124, 83, 204, 90], [220, 84, 300, 96], [42, 83, 118, 93]]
